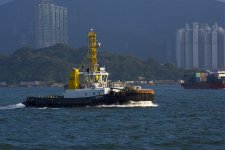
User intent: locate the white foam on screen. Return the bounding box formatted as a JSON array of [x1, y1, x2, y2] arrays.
[[97, 101, 158, 108], [37, 107, 48, 110], [0, 103, 26, 110]]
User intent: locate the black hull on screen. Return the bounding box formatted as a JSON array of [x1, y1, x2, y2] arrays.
[[23, 93, 154, 108]]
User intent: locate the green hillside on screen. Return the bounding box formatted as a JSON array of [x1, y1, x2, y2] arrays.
[[0, 44, 187, 84]]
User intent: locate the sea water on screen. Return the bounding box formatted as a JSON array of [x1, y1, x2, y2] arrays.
[[0, 86, 225, 149]]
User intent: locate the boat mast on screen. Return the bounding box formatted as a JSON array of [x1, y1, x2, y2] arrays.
[[88, 29, 99, 73]]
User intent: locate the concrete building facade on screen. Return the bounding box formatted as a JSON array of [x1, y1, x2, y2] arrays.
[[36, 0, 68, 49], [176, 23, 225, 71]]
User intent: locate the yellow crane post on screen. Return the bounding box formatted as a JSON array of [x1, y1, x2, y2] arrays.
[[88, 29, 99, 73]]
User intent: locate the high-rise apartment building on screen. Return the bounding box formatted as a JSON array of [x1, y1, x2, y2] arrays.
[[176, 23, 225, 71], [212, 24, 218, 70], [36, 0, 68, 49], [193, 23, 199, 68], [185, 24, 193, 69], [176, 29, 185, 68]]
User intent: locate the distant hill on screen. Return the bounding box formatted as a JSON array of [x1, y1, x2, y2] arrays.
[[0, 45, 186, 84], [0, 0, 224, 62]]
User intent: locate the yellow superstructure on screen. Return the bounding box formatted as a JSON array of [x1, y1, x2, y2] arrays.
[[88, 29, 98, 73], [67, 29, 103, 89], [67, 68, 80, 89]]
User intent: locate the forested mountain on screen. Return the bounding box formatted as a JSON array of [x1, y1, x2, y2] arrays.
[[0, 45, 186, 84], [0, 0, 224, 62]]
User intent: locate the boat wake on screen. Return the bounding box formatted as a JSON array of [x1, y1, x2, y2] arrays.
[[0, 102, 158, 109], [37, 107, 48, 110], [0, 103, 26, 110], [97, 101, 158, 108]]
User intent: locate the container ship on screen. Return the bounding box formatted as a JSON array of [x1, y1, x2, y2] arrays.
[[181, 71, 225, 89], [23, 29, 155, 107]]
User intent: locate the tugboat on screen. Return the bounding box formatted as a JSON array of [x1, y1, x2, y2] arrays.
[[23, 29, 155, 107], [182, 71, 225, 89]]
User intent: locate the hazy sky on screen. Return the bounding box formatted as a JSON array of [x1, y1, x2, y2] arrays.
[[0, 0, 224, 5], [0, 0, 13, 5]]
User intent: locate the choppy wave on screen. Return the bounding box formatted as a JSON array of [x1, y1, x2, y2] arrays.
[[0, 103, 26, 110], [97, 101, 158, 108]]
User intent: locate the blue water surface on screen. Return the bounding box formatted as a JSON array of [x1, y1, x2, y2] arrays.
[[0, 86, 225, 150]]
